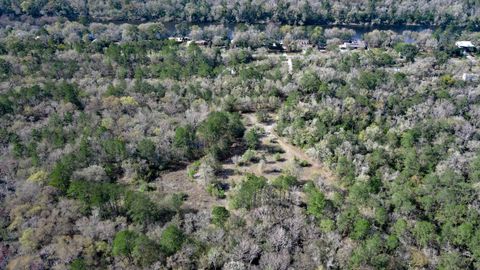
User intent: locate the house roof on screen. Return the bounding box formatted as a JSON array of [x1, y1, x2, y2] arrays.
[[455, 41, 475, 48]]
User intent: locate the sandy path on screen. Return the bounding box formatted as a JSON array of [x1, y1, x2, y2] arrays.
[[156, 169, 226, 211], [244, 113, 338, 187], [156, 113, 339, 212]]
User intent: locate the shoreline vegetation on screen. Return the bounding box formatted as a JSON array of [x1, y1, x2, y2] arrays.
[[2, 14, 475, 31]]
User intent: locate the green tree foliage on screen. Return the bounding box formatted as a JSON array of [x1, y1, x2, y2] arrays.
[[70, 258, 87, 270], [137, 138, 158, 164], [244, 128, 260, 149], [101, 138, 127, 178], [229, 49, 253, 65], [0, 58, 12, 79], [105, 83, 125, 97], [386, 234, 399, 251], [124, 191, 160, 225], [52, 82, 83, 109], [67, 181, 123, 215], [207, 182, 226, 199], [135, 138, 161, 181], [231, 174, 267, 209], [356, 70, 385, 90], [102, 138, 127, 162], [132, 234, 162, 267], [173, 125, 196, 159], [0, 93, 14, 116], [374, 206, 388, 226], [468, 230, 480, 261], [351, 218, 371, 240], [366, 49, 395, 66], [309, 26, 326, 47], [337, 206, 361, 235], [348, 182, 370, 205], [300, 71, 321, 94], [350, 234, 388, 268], [438, 251, 468, 270], [306, 186, 327, 219], [394, 43, 419, 62], [453, 222, 473, 246], [468, 154, 480, 183], [49, 155, 76, 193], [336, 156, 355, 186], [185, 43, 214, 77], [159, 225, 185, 256], [211, 206, 230, 227], [413, 221, 436, 247], [402, 148, 420, 177], [112, 230, 138, 258], [272, 174, 298, 191], [112, 230, 160, 266], [197, 111, 245, 158], [393, 219, 408, 236]]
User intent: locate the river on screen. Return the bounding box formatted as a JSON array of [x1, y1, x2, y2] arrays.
[[87, 19, 436, 43]]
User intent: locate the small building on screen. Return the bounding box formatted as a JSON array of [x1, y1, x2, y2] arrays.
[[195, 40, 209, 46], [296, 39, 310, 47], [456, 41, 477, 55], [168, 37, 189, 43], [455, 41, 475, 49], [278, 39, 312, 52], [317, 44, 327, 51], [462, 73, 479, 82], [187, 39, 209, 46], [267, 42, 285, 53], [339, 40, 367, 50], [168, 37, 181, 42]]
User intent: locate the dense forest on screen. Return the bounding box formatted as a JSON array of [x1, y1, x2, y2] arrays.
[[1, 2, 480, 270], [0, 0, 480, 27]]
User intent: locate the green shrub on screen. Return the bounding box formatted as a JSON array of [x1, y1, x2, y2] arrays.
[[137, 138, 158, 164], [386, 234, 399, 250], [351, 218, 371, 240], [319, 219, 335, 233], [295, 157, 310, 167], [207, 182, 226, 199], [197, 111, 245, 158], [211, 206, 230, 227], [187, 160, 201, 179], [49, 155, 76, 193], [113, 230, 161, 266], [336, 156, 355, 186], [413, 221, 436, 247], [272, 175, 298, 191], [112, 230, 138, 257], [231, 174, 267, 209], [132, 234, 161, 266], [241, 149, 257, 164], [124, 191, 159, 224], [244, 128, 260, 149], [160, 225, 185, 256], [394, 42, 419, 62], [306, 187, 326, 219], [174, 125, 196, 159], [70, 258, 87, 270]]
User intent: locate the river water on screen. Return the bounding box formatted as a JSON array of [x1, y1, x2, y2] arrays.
[[164, 22, 433, 40], [89, 19, 435, 43]]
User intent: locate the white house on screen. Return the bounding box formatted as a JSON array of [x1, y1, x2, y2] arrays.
[[455, 41, 475, 49], [462, 73, 479, 82], [339, 40, 367, 50]]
